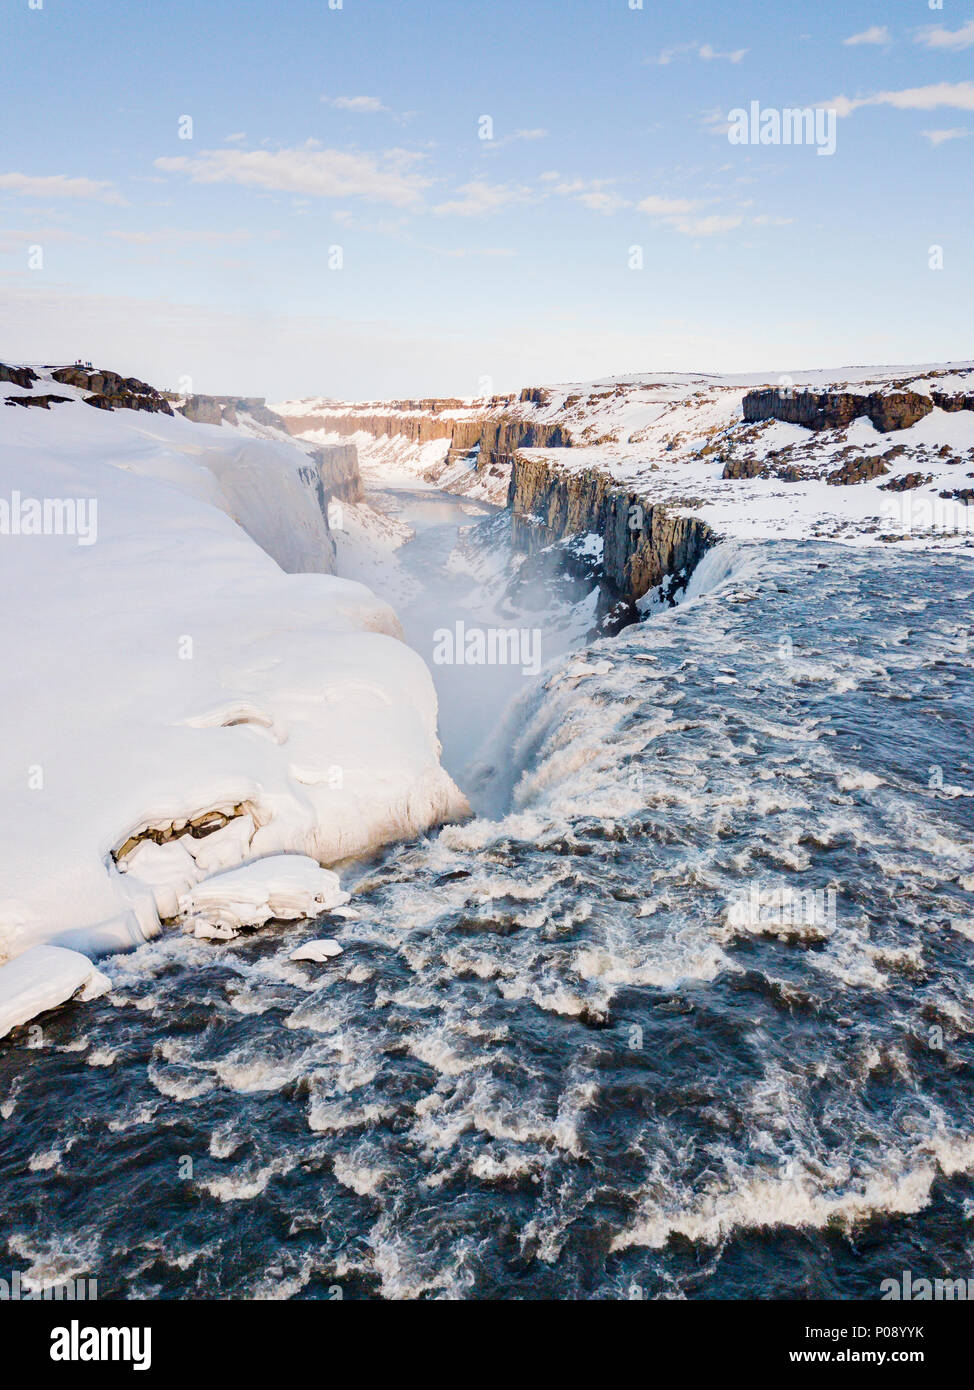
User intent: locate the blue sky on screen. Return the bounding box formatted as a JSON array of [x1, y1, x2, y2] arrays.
[[1, 0, 972, 398]]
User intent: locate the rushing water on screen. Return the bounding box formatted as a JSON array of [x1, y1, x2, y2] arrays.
[[1, 520, 973, 1300]]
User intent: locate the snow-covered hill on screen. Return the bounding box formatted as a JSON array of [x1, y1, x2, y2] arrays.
[[0, 363, 467, 1030]]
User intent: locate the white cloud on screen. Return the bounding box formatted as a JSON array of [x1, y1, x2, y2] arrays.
[[322, 95, 389, 113], [636, 194, 743, 237], [916, 19, 974, 51], [575, 190, 629, 214], [652, 42, 747, 66], [921, 127, 970, 145], [432, 180, 534, 217], [546, 177, 629, 214], [637, 194, 700, 217], [673, 213, 745, 237], [827, 81, 974, 117], [697, 44, 748, 63], [0, 173, 125, 205], [155, 143, 430, 207], [843, 26, 890, 46]]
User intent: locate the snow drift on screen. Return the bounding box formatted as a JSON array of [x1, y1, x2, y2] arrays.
[[0, 367, 468, 986]]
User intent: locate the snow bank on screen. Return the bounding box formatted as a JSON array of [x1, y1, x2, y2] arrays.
[[0, 946, 110, 1040], [0, 369, 468, 970], [178, 855, 349, 936]]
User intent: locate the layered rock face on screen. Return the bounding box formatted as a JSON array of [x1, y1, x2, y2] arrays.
[[280, 406, 459, 448], [447, 415, 572, 469], [309, 443, 363, 506], [176, 395, 283, 429], [742, 388, 941, 433], [509, 452, 715, 609], [278, 399, 573, 476]]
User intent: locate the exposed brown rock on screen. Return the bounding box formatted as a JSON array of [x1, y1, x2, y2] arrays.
[[0, 362, 39, 389], [508, 451, 715, 611], [4, 394, 73, 410], [743, 388, 934, 433], [826, 455, 890, 486], [722, 458, 769, 480], [880, 473, 933, 492], [84, 392, 173, 415]]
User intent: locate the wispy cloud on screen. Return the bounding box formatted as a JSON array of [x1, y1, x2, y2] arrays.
[[433, 180, 534, 216], [828, 80, 974, 117], [322, 95, 389, 114], [155, 143, 430, 207], [637, 194, 700, 217], [543, 176, 629, 214], [482, 128, 548, 151], [916, 18, 974, 51], [637, 194, 744, 237], [0, 172, 125, 204], [108, 227, 263, 245], [921, 127, 970, 145], [651, 41, 747, 66], [843, 26, 890, 46], [672, 213, 745, 237]]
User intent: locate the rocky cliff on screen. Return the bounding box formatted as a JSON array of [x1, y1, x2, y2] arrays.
[[176, 394, 288, 429], [309, 442, 363, 506], [508, 451, 716, 617], [740, 386, 972, 433], [276, 398, 573, 478]]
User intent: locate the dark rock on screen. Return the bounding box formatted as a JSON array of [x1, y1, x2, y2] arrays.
[[4, 394, 73, 409], [722, 458, 768, 479], [84, 392, 174, 415], [508, 451, 715, 613], [0, 362, 39, 389], [743, 388, 933, 433], [826, 455, 890, 486], [880, 473, 932, 492]]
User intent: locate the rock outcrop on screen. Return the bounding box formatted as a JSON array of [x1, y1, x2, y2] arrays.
[[44, 366, 174, 415], [508, 452, 715, 614], [176, 395, 282, 429], [4, 394, 73, 410], [0, 362, 39, 389], [742, 388, 934, 433], [826, 455, 890, 486], [84, 392, 173, 415]]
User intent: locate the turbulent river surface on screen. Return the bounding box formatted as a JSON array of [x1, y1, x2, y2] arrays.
[[2, 510, 973, 1299]]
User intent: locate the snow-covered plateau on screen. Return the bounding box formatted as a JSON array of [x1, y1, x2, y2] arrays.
[[274, 361, 974, 550], [0, 363, 467, 1036]]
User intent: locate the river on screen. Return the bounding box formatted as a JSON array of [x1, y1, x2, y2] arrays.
[[1, 498, 973, 1300]]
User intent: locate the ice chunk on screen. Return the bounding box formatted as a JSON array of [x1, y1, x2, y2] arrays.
[[289, 939, 343, 962], [178, 855, 350, 933], [0, 946, 111, 1040]]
